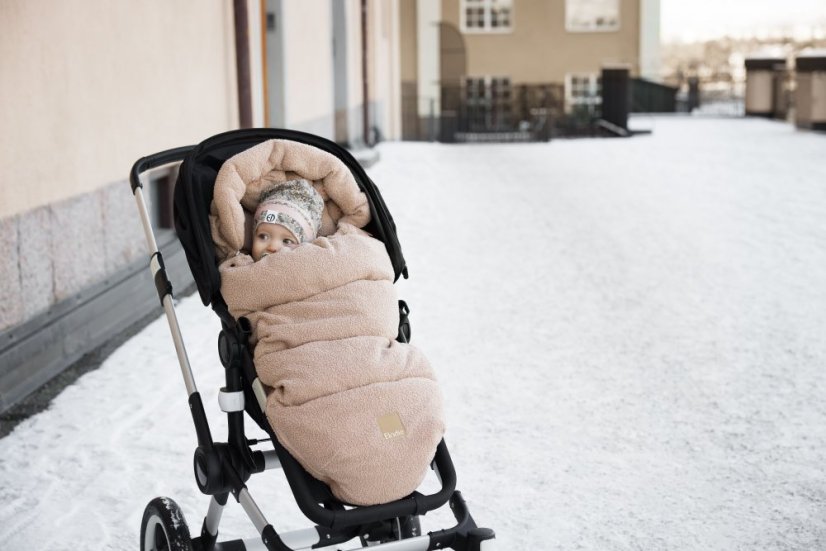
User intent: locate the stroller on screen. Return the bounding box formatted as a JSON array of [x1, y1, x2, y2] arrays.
[[129, 128, 496, 551]]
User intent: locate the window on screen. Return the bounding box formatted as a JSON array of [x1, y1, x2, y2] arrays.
[[461, 0, 513, 33], [565, 73, 602, 112], [566, 0, 619, 32], [143, 166, 180, 246], [490, 77, 512, 110], [465, 77, 486, 105], [465, 76, 511, 105], [464, 76, 512, 130]]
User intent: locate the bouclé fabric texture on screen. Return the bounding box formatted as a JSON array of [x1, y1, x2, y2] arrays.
[[211, 139, 445, 506]]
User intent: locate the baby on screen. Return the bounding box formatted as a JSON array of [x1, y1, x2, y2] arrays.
[[251, 179, 323, 260]]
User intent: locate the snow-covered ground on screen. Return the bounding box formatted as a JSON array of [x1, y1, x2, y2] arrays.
[[2, 116, 826, 550]]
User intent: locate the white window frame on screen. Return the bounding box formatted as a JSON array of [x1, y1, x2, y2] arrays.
[[565, 73, 602, 112], [565, 0, 620, 33], [464, 76, 512, 105], [464, 76, 513, 129], [460, 0, 514, 34]]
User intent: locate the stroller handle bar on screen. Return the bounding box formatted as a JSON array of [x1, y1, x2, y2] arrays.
[[130, 145, 195, 193], [129, 148, 201, 399], [130, 146, 217, 450]]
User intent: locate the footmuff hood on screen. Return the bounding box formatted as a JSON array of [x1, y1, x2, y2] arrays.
[[210, 139, 372, 261]]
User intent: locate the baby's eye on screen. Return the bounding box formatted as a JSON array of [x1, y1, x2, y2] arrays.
[[257, 233, 269, 240], [283, 238, 296, 245]]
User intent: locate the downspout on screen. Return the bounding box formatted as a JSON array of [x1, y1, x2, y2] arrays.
[[361, 0, 370, 145], [260, 0, 269, 126], [234, 0, 253, 128]]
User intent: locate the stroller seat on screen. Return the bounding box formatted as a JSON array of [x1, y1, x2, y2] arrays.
[[130, 128, 496, 551]]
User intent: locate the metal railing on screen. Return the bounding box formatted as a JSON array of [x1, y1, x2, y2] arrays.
[[403, 83, 567, 143]]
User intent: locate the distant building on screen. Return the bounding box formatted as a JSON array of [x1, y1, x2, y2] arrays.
[[400, 0, 660, 137]]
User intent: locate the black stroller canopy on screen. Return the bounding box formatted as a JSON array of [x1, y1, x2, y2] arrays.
[[173, 128, 407, 311]]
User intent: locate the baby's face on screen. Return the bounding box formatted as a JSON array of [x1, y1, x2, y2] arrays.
[[251, 223, 299, 261]]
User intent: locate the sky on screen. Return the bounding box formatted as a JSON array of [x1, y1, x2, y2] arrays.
[[661, 0, 826, 42]]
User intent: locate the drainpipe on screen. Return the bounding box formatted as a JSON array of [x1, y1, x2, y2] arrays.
[[234, 0, 253, 128], [260, 0, 269, 126], [361, 0, 370, 145]]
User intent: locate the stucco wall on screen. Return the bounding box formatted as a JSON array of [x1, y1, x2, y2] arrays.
[[400, 0, 419, 83], [369, 0, 402, 140], [639, 0, 661, 80], [346, 0, 366, 144], [418, 0, 442, 113], [440, 0, 641, 82], [281, 0, 335, 139], [0, 0, 239, 219], [0, 0, 238, 331], [276, 0, 398, 144]]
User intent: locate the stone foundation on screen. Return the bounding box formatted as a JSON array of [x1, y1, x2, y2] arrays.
[[0, 179, 145, 331]]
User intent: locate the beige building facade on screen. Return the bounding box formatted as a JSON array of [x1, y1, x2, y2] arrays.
[[402, 0, 659, 124], [1, 0, 404, 411], [1, 0, 404, 332], [0, 0, 243, 412], [262, 0, 402, 144], [0, 1, 239, 221], [0, 0, 239, 329], [443, 0, 642, 81]]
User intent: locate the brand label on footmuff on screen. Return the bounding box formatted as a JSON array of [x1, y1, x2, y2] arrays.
[[378, 411, 406, 440]]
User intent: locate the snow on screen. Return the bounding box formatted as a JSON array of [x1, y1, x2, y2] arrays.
[[798, 48, 826, 58], [2, 116, 826, 550]]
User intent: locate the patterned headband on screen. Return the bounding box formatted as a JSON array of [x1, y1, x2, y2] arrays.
[[256, 209, 306, 243]]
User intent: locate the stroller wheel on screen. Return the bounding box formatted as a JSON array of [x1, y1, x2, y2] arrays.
[[140, 497, 193, 551]]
